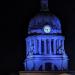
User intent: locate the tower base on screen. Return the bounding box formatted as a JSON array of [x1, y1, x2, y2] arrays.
[[19, 71, 71, 75]]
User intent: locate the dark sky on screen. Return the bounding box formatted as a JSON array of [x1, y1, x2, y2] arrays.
[[0, 0, 75, 73]]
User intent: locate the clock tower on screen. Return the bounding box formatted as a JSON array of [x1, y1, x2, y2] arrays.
[[24, 0, 68, 71]]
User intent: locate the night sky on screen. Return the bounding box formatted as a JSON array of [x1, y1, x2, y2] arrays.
[[0, 0, 75, 73]]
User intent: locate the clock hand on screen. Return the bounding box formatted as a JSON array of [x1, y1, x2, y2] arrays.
[[46, 29, 48, 31]]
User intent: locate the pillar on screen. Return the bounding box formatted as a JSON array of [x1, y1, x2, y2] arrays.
[[53, 39, 56, 54], [29, 39, 31, 51], [48, 39, 52, 55], [61, 39, 65, 54], [33, 39, 36, 54], [30, 39, 34, 55], [57, 39, 65, 54], [56, 39, 59, 54], [28, 39, 32, 56], [38, 38, 42, 54], [44, 39, 47, 55]]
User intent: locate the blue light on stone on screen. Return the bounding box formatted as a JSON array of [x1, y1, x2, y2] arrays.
[[24, 0, 68, 71]]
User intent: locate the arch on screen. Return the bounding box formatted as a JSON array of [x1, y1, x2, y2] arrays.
[[45, 62, 58, 71], [45, 62, 52, 71], [38, 62, 58, 71]]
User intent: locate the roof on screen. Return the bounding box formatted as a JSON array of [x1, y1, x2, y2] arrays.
[[28, 13, 62, 34]]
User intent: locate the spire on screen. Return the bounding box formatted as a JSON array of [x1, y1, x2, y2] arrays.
[[40, 0, 49, 11]]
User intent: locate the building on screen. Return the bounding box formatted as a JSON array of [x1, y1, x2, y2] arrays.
[[24, 0, 68, 71]]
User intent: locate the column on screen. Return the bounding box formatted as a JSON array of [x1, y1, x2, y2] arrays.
[[29, 39, 33, 55], [59, 40, 62, 54], [56, 39, 63, 54], [48, 39, 52, 55], [37, 39, 39, 54], [44, 39, 47, 55], [61, 39, 65, 54], [56, 39, 59, 54], [53, 39, 56, 54], [33, 39, 35, 54], [38, 38, 42, 54], [33, 38, 37, 54]]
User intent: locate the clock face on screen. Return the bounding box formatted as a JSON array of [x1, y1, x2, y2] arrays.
[[44, 25, 51, 33]]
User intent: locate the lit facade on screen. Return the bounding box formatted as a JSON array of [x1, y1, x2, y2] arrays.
[[24, 0, 68, 71]]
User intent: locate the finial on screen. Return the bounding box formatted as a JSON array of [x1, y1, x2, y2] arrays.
[[40, 0, 49, 11]]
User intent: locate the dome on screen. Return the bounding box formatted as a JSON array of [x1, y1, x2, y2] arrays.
[[28, 13, 62, 34]]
